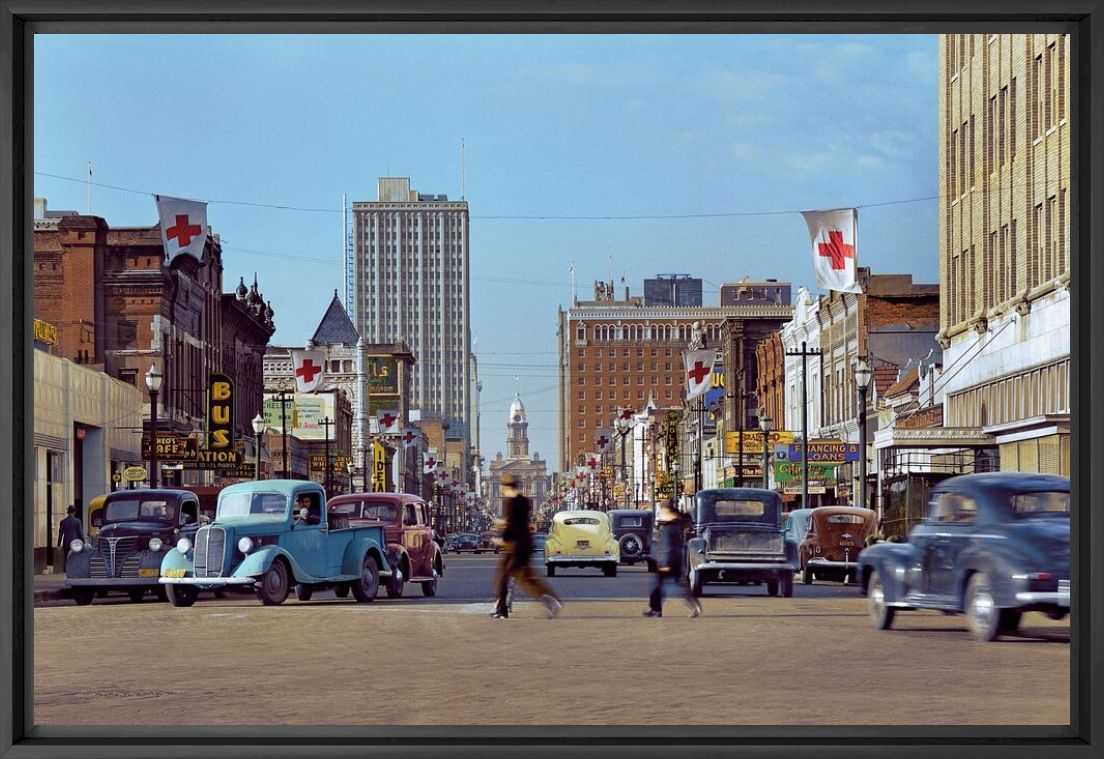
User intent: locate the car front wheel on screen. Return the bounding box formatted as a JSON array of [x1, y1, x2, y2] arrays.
[[966, 572, 1012, 642], [71, 587, 95, 606], [802, 565, 813, 585], [255, 560, 290, 606], [351, 555, 380, 603], [868, 570, 895, 630], [166, 584, 198, 608]]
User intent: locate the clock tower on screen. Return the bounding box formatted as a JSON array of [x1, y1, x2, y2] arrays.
[[506, 393, 529, 458]]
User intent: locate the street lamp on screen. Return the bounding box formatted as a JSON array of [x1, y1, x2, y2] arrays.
[[854, 358, 873, 509], [144, 364, 163, 488], [346, 460, 356, 494], [759, 410, 772, 490], [251, 413, 266, 480]]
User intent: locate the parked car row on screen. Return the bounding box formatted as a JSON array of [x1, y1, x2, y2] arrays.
[[66, 481, 445, 607]]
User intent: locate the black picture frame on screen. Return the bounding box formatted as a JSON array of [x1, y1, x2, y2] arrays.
[[1, 2, 1099, 757]]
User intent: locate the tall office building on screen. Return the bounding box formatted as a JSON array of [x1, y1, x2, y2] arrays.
[[350, 177, 472, 446], [643, 274, 702, 307], [937, 33, 1070, 473]]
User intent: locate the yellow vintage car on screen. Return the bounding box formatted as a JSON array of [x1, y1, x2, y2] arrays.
[[544, 510, 620, 577]]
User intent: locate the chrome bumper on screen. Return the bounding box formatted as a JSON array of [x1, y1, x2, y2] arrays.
[[546, 555, 618, 564], [806, 559, 858, 570], [696, 561, 796, 573], [66, 577, 160, 587], [158, 576, 257, 586], [1015, 590, 1070, 607]]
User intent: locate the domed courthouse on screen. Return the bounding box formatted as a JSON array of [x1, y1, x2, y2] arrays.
[[488, 394, 550, 516]]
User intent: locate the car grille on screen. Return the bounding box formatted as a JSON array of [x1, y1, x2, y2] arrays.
[[707, 530, 782, 554], [194, 526, 227, 578], [91, 536, 140, 576]]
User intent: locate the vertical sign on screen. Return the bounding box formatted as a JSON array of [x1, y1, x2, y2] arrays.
[[372, 439, 388, 492], [207, 373, 234, 451]]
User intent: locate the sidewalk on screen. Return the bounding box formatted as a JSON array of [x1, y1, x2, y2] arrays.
[[33, 573, 71, 604]]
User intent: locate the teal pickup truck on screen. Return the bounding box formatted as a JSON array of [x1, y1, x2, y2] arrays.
[[159, 480, 392, 607]]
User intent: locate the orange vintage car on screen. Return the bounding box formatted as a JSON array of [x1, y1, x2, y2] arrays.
[[799, 506, 877, 585]]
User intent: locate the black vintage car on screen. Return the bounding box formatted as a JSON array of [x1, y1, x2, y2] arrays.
[[65, 489, 204, 605], [608, 509, 654, 566], [858, 472, 1070, 641], [686, 488, 798, 597]]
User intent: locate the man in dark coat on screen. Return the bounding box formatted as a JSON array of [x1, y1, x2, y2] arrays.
[[643, 498, 702, 617], [491, 474, 562, 619], [57, 505, 84, 572]]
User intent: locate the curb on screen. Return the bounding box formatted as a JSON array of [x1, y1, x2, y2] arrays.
[[35, 588, 70, 604]]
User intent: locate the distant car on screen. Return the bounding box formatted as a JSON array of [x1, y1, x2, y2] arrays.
[[450, 532, 480, 554], [859, 473, 1070, 641], [544, 510, 620, 576], [799, 506, 877, 585], [608, 509, 654, 566], [686, 488, 798, 597], [532, 533, 548, 554], [476, 531, 500, 554]]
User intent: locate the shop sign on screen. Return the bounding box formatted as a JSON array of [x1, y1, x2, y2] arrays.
[[774, 460, 837, 484], [724, 430, 794, 454], [179, 449, 242, 470], [310, 453, 353, 474], [207, 373, 234, 450], [123, 465, 148, 481], [782, 440, 860, 463], [33, 318, 59, 346]]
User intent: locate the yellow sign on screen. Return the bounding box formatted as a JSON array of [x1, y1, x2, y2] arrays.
[[372, 440, 388, 492], [33, 318, 59, 346], [724, 430, 794, 454], [123, 465, 148, 481]]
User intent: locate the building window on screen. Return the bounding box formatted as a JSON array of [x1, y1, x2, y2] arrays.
[[596, 390, 603, 399], [1010, 77, 1018, 157], [1034, 203, 1045, 286], [998, 86, 1007, 166], [1034, 53, 1045, 137], [117, 368, 137, 385]]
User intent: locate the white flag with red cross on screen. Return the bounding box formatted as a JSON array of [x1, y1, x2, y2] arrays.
[[154, 195, 209, 264], [290, 349, 326, 393], [400, 428, 418, 448], [801, 207, 863, 294], [683, 350, 715, 400], [594, 428, 614, 453], [575, 466, 589, 484], [376, 410, 400, 434], [423, 452, 438, 474], [585, 453, 602, 472]]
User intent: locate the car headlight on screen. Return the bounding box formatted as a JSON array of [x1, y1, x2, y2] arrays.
[[70, 539, 83, 553], [176, 537, 192, 554], [238, 536, 254, 554], [148, 537, 163, 552]]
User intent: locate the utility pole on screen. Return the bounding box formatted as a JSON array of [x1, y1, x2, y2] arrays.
[[271, 389, 293, 478], [785, 340, 822, 509], [321, 416, 333, 497]]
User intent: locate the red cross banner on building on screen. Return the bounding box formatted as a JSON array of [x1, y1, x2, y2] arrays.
[[154, 194, 209, 263], [683, 349, 716, 400], [585, 453, 602, 472], [376, 410, 400, 434], [401, 428, 418, 448], [290, 349, 326, 393], [594, 428, 614, 453], [423, 453, 438, 474], [800, 207, 863, 294], [575, 466, 589, 484]]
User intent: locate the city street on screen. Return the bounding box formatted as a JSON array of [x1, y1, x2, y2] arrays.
[[35, 555, 1070, 726]]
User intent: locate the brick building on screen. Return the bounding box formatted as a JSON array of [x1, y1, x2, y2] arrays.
[[33, 201, 275, 486], [754, 332, 786, 431]]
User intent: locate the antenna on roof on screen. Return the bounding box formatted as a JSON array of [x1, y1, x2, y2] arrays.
[[460, 138, 466, 201], [86, 161, 92, 215]]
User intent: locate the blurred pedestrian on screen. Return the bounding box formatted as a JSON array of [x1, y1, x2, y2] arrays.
[[491, 474, 562, 619], [57, 505, 84, 572], [643, 498, 702, 618]]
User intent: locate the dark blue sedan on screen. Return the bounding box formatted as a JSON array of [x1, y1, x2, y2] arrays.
[[858, 472, 1069, 641]]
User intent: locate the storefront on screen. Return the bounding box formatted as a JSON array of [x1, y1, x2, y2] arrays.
[[33, 348, 144, 573]]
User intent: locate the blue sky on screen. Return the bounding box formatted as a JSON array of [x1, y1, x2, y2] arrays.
[[34, 34, 939, 467]]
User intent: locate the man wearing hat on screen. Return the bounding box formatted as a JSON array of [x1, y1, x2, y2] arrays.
[[491, 474, 562, 619]]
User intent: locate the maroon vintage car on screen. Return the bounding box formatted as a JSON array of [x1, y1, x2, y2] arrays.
[[799, 506, 877, 585], [327, 492, 444, 598]]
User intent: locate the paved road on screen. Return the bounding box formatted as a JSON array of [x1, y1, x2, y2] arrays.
[[35, 555, 1070, 726]]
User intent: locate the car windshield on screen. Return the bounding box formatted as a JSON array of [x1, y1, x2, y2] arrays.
[[1011, 491, 1070, 517], [713, 500, 765, 519], [217, 491, 288, 519], [104, 498, 174, 523]]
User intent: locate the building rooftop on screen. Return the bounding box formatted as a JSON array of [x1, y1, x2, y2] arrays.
[[311, 290, 361, 346]]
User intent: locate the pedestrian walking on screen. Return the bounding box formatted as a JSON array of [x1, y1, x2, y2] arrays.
[[57, 505, 84, 572], [491, 474, 562, 619], [643, 498, 702, 618]]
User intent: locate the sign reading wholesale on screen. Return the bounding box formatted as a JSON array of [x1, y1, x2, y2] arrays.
[[309, 453, 353, 474], [724, 430, 794, 454]]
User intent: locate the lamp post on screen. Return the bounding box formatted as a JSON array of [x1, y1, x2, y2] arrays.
[[346, 460, 356, 494], [251, 413, 266, 480], [144, 364, 163, 488], [759, 410, 772, 490], [854, 358, 873, 509]]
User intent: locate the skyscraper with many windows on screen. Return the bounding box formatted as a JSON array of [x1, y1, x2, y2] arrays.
[[350, 177, 472, 446]]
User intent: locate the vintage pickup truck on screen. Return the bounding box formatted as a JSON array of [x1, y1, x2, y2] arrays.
[[159, 479, 392, 606]]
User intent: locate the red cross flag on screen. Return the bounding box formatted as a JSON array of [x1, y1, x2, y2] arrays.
[[401, 428, 418, 448], [585, 453, 602, 471], [801, 207, 863, 294], [376, 410, 400, 434], [683, 349, 716, 400], [423, 453, 438, 474], [154, 195, 209, 263], [594, 428, 614, 453], [290, 349, 325, 393], [575, 466, 588, 483]]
